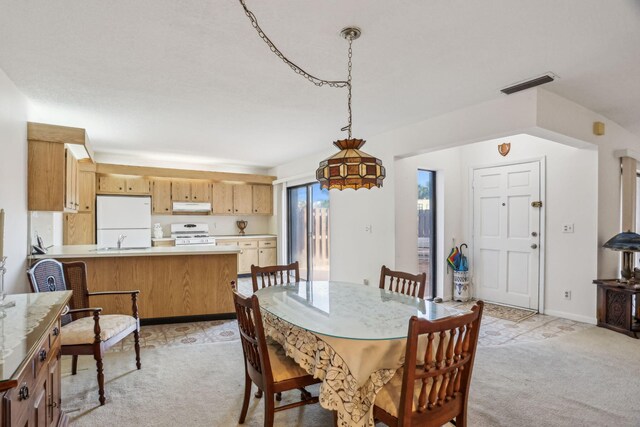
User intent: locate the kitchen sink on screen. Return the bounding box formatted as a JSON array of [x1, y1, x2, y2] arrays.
[[91, 247, 150, 252]]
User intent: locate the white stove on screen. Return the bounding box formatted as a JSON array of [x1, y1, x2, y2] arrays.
[[170, 223, 216, 246]]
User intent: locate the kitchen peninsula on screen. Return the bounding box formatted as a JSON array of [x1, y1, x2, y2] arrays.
[[30, 244, 240, 322]]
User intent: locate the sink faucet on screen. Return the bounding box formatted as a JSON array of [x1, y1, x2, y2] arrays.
[[117, 234, 127, 249]]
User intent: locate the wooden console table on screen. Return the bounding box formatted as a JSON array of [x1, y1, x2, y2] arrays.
[[593, 279, 640, 338], [0, 291, 72, 426]]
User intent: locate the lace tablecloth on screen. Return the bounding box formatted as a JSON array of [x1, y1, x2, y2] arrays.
[[262, 310, 407, 427]]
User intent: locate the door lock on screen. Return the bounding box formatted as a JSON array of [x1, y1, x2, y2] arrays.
[[531, 231, 538, 237], [531, 244, 538, 249]]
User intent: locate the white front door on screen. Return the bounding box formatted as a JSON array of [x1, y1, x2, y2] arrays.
[[473, 161, 541, 310]]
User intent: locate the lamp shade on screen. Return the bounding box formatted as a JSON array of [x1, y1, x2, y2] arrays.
[[316, 138, 385, 190], [602, 231, 640, 251]]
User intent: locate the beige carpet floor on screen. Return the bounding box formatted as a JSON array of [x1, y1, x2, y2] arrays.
[[63, 327, 640, 427]]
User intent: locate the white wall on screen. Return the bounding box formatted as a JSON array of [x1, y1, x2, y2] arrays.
[[271, 88, 638, 324], [395, 147, 463, 299], [0, 68, 29, 293]]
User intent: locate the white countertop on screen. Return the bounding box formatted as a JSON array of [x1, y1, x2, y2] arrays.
[[214, 234, 276, 240], [29, 244, 241, 259]]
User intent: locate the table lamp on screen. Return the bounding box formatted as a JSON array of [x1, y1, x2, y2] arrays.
[[603, 231, 640, 282]]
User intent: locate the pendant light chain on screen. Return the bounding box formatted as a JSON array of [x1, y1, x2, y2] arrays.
[[346, 36, 353, 139], [239, 0, 348, 89]]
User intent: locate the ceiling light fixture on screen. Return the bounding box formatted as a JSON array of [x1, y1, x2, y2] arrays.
[[239, 1, 385, 190]]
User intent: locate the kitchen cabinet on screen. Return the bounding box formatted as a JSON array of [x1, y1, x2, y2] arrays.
[[252, 184, 272, 215], [27, 122, 92, 212], [98, 175, 150, 195], [64, 149, 80, 212], [211, 183, 234, 214], [64, 212, 95, 245], [172, 180, 211, 202], [218, 237, 277, 274], [233, 185, 253, 215], [152, 180, 173, 214], [78, 170, 96, 212]]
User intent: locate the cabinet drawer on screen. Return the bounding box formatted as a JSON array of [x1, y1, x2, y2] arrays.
[[34, 333, 52, 375], [49, 318, 61, 349], [216, 240, 239, 246], [239, 240, 258, 248], [258, 239, 276, 248]]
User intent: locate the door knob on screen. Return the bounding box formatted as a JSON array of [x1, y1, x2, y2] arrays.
[[531, 244, 538, 249]]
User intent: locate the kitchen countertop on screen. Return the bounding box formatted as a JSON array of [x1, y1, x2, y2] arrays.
[[29, 244, 241, 259], [214, 234, 277, 239]]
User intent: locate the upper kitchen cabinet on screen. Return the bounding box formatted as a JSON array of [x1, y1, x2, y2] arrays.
[[151, 179, 172, 214], [233, 185, 253, 215], [28, 122, 94, 212], [252, 184, 272, 215], [78, 169, 96, 212], [211, 183, 234, 214], [172, 180, 211, 202], [97, 175, 150, 194]]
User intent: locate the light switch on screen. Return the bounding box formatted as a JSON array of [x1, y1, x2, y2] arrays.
[[562, 223, 574, 233]]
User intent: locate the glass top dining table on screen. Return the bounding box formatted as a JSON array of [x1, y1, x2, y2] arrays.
[[255, 281, 463, 340]]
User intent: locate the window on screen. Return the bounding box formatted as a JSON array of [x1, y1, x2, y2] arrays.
[[287, 183, 330, 281], [418, 170, 436, 298]]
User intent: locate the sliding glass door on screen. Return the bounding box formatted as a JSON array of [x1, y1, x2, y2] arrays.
[[418, 170, 436, 298], [288, 183, 330, 281]]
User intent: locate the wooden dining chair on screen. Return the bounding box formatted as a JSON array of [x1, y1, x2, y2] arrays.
[[28, 259, 141, 405], [379, 265, 427, 299], [251, 261, 300, 292], [373, 301, 484, 427], [230, 281, 320, 427]]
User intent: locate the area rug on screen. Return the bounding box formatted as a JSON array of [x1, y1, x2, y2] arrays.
[[62, 327, 640, 426], [452, 300, 537, 322]]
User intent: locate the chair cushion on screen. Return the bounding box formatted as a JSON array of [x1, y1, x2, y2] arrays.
[[61, 314, 137, 345], [266, 341, 310, 383], [375, 367, 447, 419]]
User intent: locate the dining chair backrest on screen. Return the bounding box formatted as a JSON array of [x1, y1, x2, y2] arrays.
[[251, 261, 300, 293], [230, 282, 274, 389], [398, 301, 484, 426], [28, 259, 91, 324], [379, 265, 426, 299]]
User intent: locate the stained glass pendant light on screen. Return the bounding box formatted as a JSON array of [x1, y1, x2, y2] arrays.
[[239, 1, 385, 190]]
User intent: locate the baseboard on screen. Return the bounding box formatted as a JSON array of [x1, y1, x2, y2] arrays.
[[542, 309, 597, 325], [140, 313, 236, 326]]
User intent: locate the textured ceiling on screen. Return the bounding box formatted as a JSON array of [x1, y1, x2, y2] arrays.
[[1, 0, 639, 169]]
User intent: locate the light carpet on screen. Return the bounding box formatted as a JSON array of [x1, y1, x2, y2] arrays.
[[63, 327, 640, 427]]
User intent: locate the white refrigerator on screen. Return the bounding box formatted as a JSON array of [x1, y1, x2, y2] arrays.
[[96, 196, 152, 248]]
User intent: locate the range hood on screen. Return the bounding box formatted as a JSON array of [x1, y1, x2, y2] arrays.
[[172, 202, 212, 213]]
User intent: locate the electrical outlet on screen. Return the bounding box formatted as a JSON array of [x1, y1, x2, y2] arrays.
[[562, 223, 574, 233], [363, 279, 369, 286], [365, 225, 373, 233], [563, 290, 571, 300]]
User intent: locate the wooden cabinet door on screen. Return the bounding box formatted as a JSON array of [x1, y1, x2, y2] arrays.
[[48, 352, 61, 426], [28, 140, 66, 211], [258, 247, 277, 267], [78, 171, 96, 212], [98, 175, 126, 193], [191, 182, 210, 202], [32, 370, 48, 427], [172, 180, 191, 201], [126, 177, 150, 194], [64, 212, 95, 245], [152, 180, 173, 214], [211, 183, 234, 214], [239, 248, 259, 274], [252, 185, 272, 215], [233, 185, 253, 215], [64, 149, 79, 212]]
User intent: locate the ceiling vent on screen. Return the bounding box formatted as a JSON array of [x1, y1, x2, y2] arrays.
[[500, 73, 556, 95]]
